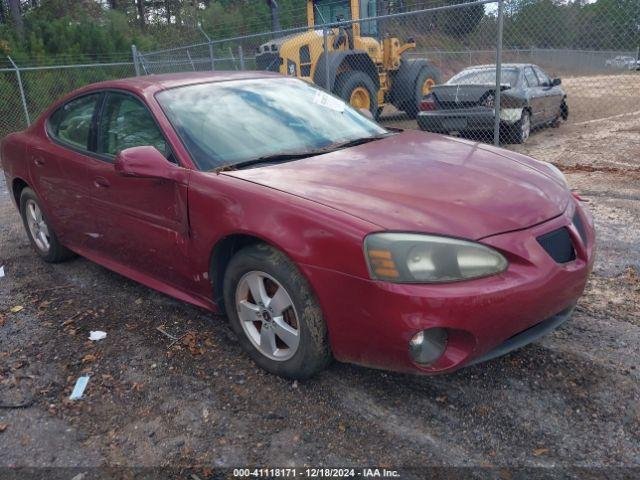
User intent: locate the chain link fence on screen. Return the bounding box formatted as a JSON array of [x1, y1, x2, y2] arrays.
[[134, 0, 640, 146], [0, 57, 136, 139], [2, 0, 639, 147]]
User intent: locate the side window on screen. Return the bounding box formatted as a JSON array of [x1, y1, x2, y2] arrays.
[[534, 67, 550, 86], [524, 67, 539, 88], [49, 94, 100, 150], [98, 92, 172, 161]]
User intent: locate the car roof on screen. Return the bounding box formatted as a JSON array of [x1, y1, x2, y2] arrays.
[[74, 70, 283, 97], [461, 63, 532, 70]]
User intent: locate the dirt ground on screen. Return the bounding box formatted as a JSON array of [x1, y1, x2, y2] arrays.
[[1, 74, 639, 477]]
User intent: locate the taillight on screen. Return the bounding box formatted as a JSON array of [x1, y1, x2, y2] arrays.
[[420, 94, 437, 111]]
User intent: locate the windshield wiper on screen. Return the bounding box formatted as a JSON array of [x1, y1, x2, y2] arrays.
[[324, 132, 394, 150], [212, 132, 394, 173]]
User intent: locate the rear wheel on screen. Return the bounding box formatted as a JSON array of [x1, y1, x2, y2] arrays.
[[402, 65, 441, 119], [334, 71, 379, 118], [19, 188, 75, 263], [223, 243, 332, 379]]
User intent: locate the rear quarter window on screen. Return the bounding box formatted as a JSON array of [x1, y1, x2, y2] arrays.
[[47, 93, 101, 151]]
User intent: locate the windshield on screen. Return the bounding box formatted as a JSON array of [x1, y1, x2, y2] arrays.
[[314, 0, 351, 25], [156, 78, 386, 171], [448, 68, 520, 87]]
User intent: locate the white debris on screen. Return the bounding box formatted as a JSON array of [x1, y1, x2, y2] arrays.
[[312, 90, 345, 113], [69, 376, 90, 400], [0, 266, 4, 278], [88, 330, 107, 341]]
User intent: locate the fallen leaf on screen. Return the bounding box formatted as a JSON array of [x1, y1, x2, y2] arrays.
[[10, 306, 24, 313], [0, 423, 7, 432], [81, 354, 97, 363], [532, 448, 549, 456], [338, 421, 346, 432]]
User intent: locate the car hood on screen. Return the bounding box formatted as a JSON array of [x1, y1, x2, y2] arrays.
[[225, 130, 570, 240]]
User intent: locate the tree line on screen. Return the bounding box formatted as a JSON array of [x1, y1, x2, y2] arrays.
[[0, 0, 637, 63]]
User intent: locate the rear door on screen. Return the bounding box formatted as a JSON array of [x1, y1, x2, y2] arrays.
[[31, 92, 103, 249], [523, 67, 545, 124], [84, 90, 193, 289]]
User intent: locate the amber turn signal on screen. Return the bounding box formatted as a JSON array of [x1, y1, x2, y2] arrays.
[[367, 249, 400, 279]]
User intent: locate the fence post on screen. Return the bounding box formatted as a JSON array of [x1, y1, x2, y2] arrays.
[[209, 42, 216, 71], [323, 27, 330, 91], [186, 49, 196, 71], [493, 0, 504, 147], [238, 45, 245, 70], [7, 56, 30, 127], [131, 44, 141, 76]]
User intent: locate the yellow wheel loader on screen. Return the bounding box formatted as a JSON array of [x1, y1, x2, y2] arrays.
[[256, 0, 441, 119]]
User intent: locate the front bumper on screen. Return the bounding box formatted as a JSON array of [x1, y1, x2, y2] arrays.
[[301, 200, 595, 374], [417, 107, 520, 133]]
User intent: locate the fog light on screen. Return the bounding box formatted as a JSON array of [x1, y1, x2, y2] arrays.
[[409, 328, 448, 365]]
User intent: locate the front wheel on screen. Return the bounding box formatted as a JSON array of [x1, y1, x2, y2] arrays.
[[223, 243, 332, 379], [510, 109, 531, 144]]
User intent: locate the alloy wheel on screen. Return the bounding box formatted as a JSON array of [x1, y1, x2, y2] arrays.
[[235, 271, 300, 361], [26, 199, 51, 253]]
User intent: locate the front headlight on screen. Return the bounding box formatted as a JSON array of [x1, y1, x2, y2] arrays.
[[364, 233, 508, 283]]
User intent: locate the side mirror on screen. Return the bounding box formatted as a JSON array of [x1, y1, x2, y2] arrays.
[[551, 77, 561, 86], [114, 146, 185, 184], [359, 108, 375, 121]]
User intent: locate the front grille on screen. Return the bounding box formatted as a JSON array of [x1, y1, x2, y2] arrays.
[[537, 227, 576, 263], [573, 212, 588, 246]]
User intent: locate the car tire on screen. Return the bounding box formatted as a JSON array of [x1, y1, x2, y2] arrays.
[[402, 65, 441, 119], [560, 99, 569, 121], [511, 109, 531, 144], [334, 70, 379, 118], [223, 243, 332, 379], [19, 187, 75, 263]]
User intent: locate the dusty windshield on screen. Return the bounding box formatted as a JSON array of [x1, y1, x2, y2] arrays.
[[156, 77, 386, 171]]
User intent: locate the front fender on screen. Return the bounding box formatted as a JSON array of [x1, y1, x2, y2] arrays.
[[186, 171, 379, 304]]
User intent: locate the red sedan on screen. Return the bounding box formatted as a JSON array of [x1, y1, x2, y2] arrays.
[[1, 72, 595, 378]]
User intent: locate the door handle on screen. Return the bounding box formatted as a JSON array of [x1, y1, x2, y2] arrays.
[[93, 177, 111, 189], [33, 157, 45, 167]]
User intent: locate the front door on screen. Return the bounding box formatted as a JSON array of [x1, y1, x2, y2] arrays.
[[533, 66, 563, 121], [523, 67, 545, 124], [85, 91, 193, 290]]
